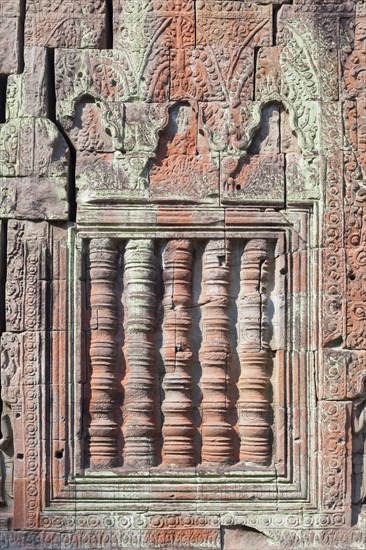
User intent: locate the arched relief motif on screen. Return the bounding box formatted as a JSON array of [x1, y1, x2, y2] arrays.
[[58, 90, 319, 208], [220, 103, 285, 205], [65, 94, 128, 203], [149, 101, 219, 203], [69, 96, 115, 152], [52, 5, 326, 209], [209, 98, 316, 206], [252, 99, 319, 204], [55, 51, 138, 123], [58, 91, 171, 202], [196, 12, 323, 207], [254, 15, 322, 202]]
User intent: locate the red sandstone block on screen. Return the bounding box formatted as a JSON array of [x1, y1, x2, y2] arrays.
[[221, 153, 285, 207], [196, 0, 272, 48], [170, 47, 254, 103]]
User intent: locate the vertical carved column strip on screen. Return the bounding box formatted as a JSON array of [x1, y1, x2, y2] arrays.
[[162, 240, 195, 466], [123, 239, 158, 467], [5, 221, 47, 529], [343, 5, 366, 350], [88, 238, 121, 468], [50, 226, 70, 496], [238, 239, 272, 464], [200, 239, 233, 463], [321, 401, 352, 512]]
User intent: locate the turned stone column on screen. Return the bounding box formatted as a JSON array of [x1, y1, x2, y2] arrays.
[[161, 240, 195, 466], [123, 239, 158, 467], [238, 239, 272, 464], [200, 240, 233, 463], [88, 238, 121, 468]]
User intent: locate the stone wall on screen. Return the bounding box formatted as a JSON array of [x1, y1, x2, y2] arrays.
[[0, 1, 365, 548]]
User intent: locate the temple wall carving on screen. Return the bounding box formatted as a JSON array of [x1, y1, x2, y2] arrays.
[[0, 1, 366, 549], [81, 238, 280, 469]]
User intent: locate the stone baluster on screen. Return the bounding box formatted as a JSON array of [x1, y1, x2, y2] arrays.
[[123, 239, 158, 467], [162, 240, 195, 466], [238, 239, 272, 464], [200, 240, 233, 463], [88, 238, 121, 468]]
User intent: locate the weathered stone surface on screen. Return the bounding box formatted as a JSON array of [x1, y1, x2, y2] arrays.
[[0, 177, 68, 220], [25, 1, 107, 48], [150, 102, 219, 203], [0, 117, 69, 219], [114, 0, 195, 51], [1, 1, 366, 549], [196, 0, 272, 48], [222, 526, 273, 550], [0, 2, 22, 75]]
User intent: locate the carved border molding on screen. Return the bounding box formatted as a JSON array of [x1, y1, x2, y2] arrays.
[[40, 208, 314, 513]]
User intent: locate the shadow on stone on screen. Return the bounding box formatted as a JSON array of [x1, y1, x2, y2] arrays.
[[222, 526, 274, 550]]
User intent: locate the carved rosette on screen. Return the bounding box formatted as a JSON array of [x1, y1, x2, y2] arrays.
[[321, 401, 352, 512], [238, 239, 272, 464], [322, 102, 345, 346], [123, 239, 158, 467], [88, 238, 121, 468], [161, 240, 195, 466], [200, 240, 233, 463], [343, 7, 366, 350]]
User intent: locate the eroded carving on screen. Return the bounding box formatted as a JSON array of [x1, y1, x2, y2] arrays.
[[200, 240, 233, 463], [0, 333, 19, 507], [150, 102, 219, 203], [238, 240, 273, 465], [161, 240, 195, 466], [352, 395, 366, 507], [87, 238, 122, 468], [123, 239, 159, 467]]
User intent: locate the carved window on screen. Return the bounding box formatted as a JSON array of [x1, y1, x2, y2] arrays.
[[83, 238, 282, 469], [3, 1, 366, 545]]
